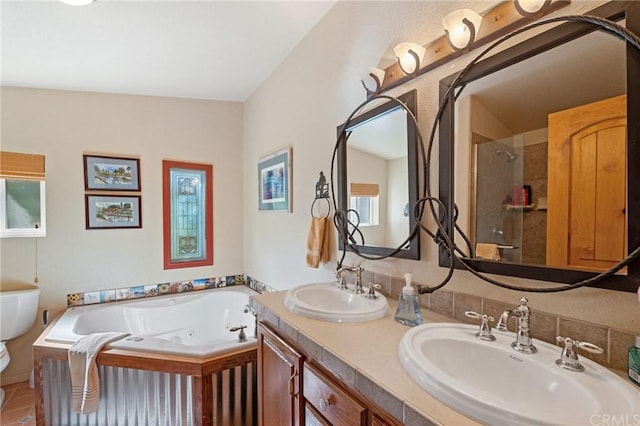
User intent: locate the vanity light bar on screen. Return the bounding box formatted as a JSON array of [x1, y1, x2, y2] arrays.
[[372, 0, 570, 98]]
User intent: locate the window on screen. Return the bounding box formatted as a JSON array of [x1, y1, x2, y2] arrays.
[[349, 183, 379, 226], [0, 152, 46, 238]]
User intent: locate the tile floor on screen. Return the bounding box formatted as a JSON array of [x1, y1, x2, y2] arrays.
[[0, 381, 36, 426]]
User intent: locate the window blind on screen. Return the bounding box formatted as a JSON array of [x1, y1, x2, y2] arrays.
[[350, 183, 379, 197], [0, 151, 45, 180]]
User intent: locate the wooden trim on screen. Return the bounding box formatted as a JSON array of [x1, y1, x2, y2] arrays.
[[162, 160, 214, 269], [33, 346, 46, 426], [193, 375, 214, 426]]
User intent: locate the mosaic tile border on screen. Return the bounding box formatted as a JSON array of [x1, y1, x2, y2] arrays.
[[66, 274, 277, 307]]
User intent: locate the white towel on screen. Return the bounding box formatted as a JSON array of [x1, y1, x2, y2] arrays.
[[68, 332, 128, 414]]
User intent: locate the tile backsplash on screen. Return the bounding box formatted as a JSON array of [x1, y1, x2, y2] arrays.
[[343, 269, 636, 372]]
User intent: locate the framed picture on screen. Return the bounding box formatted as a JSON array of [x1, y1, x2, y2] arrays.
[[84, 155, 141, 191], [162, 160, 213, 269], [258, 147, 292, 212], [85, 195, 141, 229]]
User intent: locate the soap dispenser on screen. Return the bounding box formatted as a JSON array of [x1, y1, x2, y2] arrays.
[[394, 273, 423, 327]]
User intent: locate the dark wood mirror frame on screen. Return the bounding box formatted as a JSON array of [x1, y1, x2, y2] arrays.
[[438, 1, 640, 292], [337, 90, 420, 260]]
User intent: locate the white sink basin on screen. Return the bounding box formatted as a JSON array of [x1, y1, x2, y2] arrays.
[[399, 323, 640, 426], [283, 282, 388, 323]]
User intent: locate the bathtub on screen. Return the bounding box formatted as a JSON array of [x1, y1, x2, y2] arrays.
[[45, 285, 257, 357]]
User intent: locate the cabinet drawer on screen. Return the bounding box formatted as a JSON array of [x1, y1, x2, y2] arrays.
[[305, 402, 331, 426], [303, 362, 367, 426]]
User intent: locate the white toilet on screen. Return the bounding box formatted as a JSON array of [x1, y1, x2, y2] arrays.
[[0, 288, 40, 406]]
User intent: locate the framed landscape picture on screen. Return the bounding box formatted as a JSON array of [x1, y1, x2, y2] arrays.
[[84, 155, 141, 191], [85, 195, 141, 229], [258, 147, 291, 212]]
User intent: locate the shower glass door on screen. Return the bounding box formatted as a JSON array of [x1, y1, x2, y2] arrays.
[[473, 135, 524, 263]]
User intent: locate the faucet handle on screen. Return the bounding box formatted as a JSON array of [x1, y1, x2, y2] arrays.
[[229, 325, 248, 342], [465, 311, 496, 341], [555, 336, 604, 371], [365, 282, 380, 299]]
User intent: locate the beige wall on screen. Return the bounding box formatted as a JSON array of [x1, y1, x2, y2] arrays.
[[1, 87, 244, 383], [243, 0, 639, 333]]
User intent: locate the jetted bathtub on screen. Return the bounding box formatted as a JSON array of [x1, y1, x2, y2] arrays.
[[45, 285, 257, 357], [37, 285, 259, 425]]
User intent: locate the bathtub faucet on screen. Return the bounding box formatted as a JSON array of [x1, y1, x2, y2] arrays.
[[244, 305, 257, 338], [230, 325, 248, 342]]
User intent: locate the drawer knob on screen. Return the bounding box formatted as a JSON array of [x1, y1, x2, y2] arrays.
[[318, 397, 331, 411]]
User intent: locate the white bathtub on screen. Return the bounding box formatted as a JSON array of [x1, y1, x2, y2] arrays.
[[45, 285, 257, 357]]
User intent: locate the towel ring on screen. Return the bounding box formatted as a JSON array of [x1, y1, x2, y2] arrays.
[[311, 197, 331, 218]]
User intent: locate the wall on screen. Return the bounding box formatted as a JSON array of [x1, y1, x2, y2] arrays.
[[243, 0, 639, 338], [386, 156, 408, 248], [0, 87, 244, 383], [347, 146, 387, 246]]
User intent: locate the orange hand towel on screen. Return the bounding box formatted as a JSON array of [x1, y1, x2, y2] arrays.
[[306, 217, 330, 268], [475, 243, 501, 261]]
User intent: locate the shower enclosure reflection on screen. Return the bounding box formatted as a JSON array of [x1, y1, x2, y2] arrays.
[[456, 27, 627, 272], [473, 133, 547, 265]]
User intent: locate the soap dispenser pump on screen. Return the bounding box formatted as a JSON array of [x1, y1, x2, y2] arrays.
[[394, 273, 423, 327]]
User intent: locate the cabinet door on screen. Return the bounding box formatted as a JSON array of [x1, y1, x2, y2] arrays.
[[258, 322, 304, 426]]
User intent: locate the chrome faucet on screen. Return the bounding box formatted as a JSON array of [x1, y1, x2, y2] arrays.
[[465, 311, 496, 341], [497, 298, 537, 354], [336, 265, 364, 294], [555, 335, 604, 371]]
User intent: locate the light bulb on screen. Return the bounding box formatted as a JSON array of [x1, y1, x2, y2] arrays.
[[393, 42, 426, 75], [442, 9, 483, 50], [515, 0, 547, 15]]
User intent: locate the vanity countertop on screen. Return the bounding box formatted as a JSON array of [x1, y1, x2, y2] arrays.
[[251, 290, 481, 426]]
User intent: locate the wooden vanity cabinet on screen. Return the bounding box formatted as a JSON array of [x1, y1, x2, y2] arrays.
[[258, 322, 402, 426], [257, 322, 304, 426]]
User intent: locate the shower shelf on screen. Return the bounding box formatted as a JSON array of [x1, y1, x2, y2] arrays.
[[503, 203, 536, 211]]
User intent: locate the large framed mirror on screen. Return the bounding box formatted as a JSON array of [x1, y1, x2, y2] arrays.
[[438, 1, 640, 292], [337, 90, 420, 260]]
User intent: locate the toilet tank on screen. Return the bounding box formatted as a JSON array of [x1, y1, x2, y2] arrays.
[[0, 288, 40, 341]]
